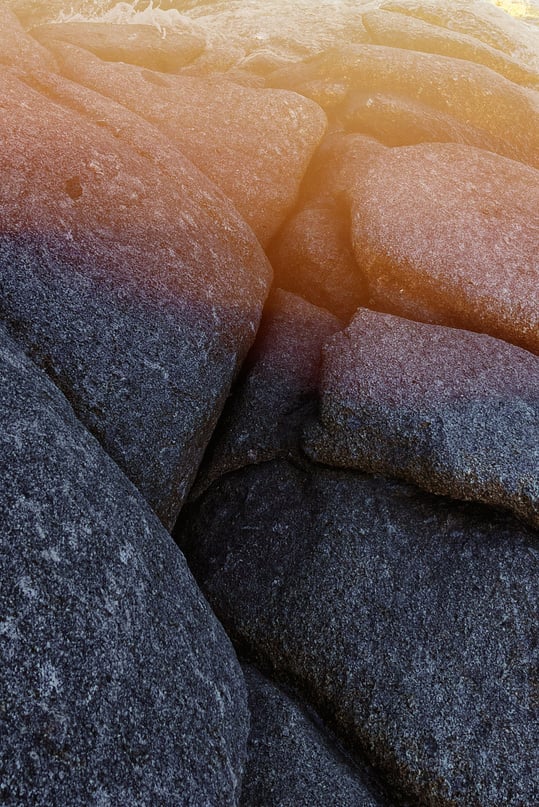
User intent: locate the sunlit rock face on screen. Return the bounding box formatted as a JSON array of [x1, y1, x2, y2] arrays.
[[0, 6, 58, 72], [181, 460, 539, 807], [0, 324, 248, 806], [305, 309, 539, 529], [32, 21, 206, 72], [43, 40, 327, 245], [0, 67, 271, 529], [241, 666, 389, 807], [268, 44, 539, 168], [350, 143, 539, 353]]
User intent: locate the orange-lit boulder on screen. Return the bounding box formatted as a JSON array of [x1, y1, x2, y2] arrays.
[[0, 68, 271, 528], [269, 208, 364, 320], [351, 142, 539, 353], [363, 9, 539, 88], [268, 44, 539, 169], [340, 90, 521, 153], [47, 41, 327, 245], [382, 0, 539, 69], [0, 6, 57, 72], [269, 133, 383, 318], [32, 21, 205, 73]]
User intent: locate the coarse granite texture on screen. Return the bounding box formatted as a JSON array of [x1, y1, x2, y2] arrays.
[[0, 322, 249, 807], [304, 309, 539, 529], [181, 459, 539, 807]]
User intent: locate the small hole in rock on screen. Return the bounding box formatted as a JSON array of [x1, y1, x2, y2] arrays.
[[65, 176, 83, 200]]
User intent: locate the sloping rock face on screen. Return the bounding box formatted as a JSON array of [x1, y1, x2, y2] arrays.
[[350, 143, 539, 353], [33, 21, 206, 72], [268, 44, 539, 168], [46, 41, 327, 246], [0, 68, 271, 529], [0, 6, 58, 72], [192, 289, 340, 495], [241, 666, 389, 807], [0, 323, 248, 806], [363, 8, 539, 88], [181, 460, 539, 807], [304, 309, 539, 529]]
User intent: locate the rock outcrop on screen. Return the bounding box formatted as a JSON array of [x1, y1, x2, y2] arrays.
[[0, 67, 271, 529], [241, 666, 390, 807], [46, 41, 327, 245], [0, 323, 248, 806], [181, 461, 539, 807], [305, 309, 539, 529]]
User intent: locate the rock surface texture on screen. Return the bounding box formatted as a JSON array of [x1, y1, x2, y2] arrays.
[[182, 461, 539, 807], [0, 323, 248, 806], [305, 309, 539, 529], [47, 41, 327, 245], [1, 2, 539, 805], [350, 143, 539, 353], [241, 666, 390, 807], [0, 67, 270, 529]]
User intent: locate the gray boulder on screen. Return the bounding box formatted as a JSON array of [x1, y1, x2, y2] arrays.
[[305, 309, 539, 529], [0, 67, 271, 529], [241, 666, 390, 807], [0, 322, 248, 806], [181, 460, 539, 807], [191, 289, 340, 496]]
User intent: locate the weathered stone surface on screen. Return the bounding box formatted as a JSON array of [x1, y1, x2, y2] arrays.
[[268, 44, 539, 168], [269, 207, 364, 320], [0, 68, 271, 529], [177, 0, 370, 76], [304, 309, 539, 529], [33, 21, 205, 72], [48, 41, 327, 245], [0, 6, 58, 72], [363, 9, 539, 88], [241, 666, 389, 807], [191, 289, 340, 496], [340, 90, 520, 151], [0, 323, 248, 806], [381, 0, 539, 70], [268, 132, 383, 319], [351, 142, 539, 353], [181, 460, 539, 807]]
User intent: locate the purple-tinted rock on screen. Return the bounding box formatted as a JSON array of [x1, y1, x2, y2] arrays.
[[305, 309, 539, 529]]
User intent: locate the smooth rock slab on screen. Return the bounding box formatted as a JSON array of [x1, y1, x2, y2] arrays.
[[181, 460, 539, 807], [0, 68, 271, 529], [241, 666, 390, 807], [268, 44, 539, 168], [33, 21, 205, 73], [49, 41, 327, 245], [190, 289, 340, 496], [363, 9, 539, 88], [304, 309, 539, 529], [351, 142, 539, 354], [0, 323, 248, 806]]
